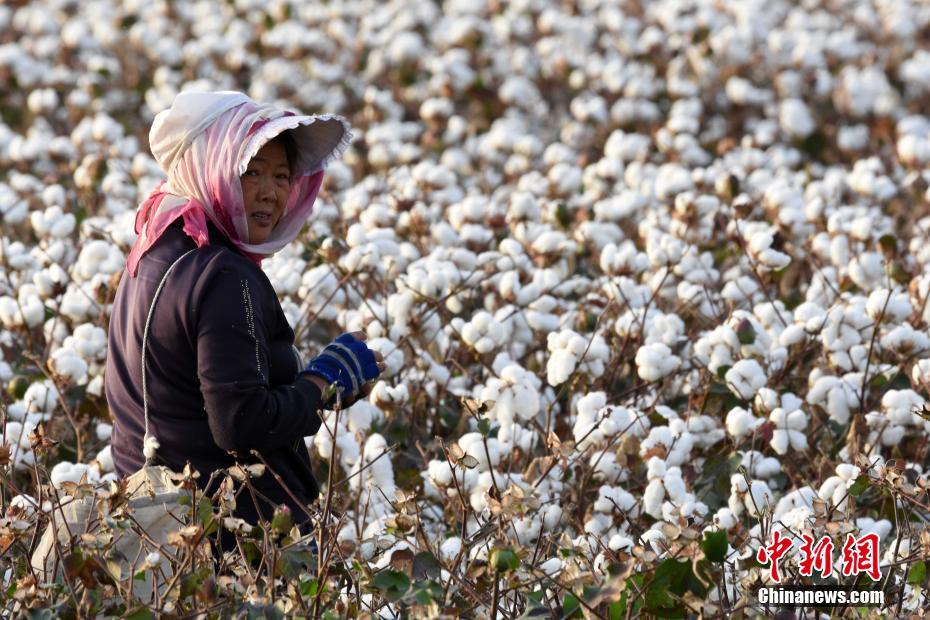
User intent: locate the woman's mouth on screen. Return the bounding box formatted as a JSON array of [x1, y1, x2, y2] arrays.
[[252, 212, 273, 227]]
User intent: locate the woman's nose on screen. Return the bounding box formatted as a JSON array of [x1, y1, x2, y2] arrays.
[[258, 175, 277, 201]]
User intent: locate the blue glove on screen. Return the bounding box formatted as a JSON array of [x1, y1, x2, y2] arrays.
[[299, 333, 380, 401]]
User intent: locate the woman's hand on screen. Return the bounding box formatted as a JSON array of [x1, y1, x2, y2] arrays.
[[299, 331, 385, 408]]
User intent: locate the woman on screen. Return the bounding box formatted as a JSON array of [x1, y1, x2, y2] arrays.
[[105, 91, 383, 554]]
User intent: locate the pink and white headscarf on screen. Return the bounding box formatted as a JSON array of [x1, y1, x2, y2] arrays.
[[126, 91, 352, 276]]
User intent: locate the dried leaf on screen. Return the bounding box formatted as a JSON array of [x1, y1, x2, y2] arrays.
[[389, 548, 415, 574], [27, 424, 57, 451], [461, 397, 495, 416]]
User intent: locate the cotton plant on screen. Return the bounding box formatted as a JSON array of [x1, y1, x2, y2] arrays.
[[453, 310, 507, 355], [0, 421, 38, 471], [545, 329, 609, 386], [572, 392, 650, 452], [738, 450, 782, 480], [634, 342, 681, 382], [7, 379, 60, 425], [728, 474, 775, 519], [821, 300, 873, 371], [586, 484, 638, 534], [639, 425, 694, 468], [769, 407, 809, 455], [806, 370, 861, 425], [725, 359, 768, 400], [818, 464, 861, 512], [864, 389, 928, 448], [474, 361, 543, 429]]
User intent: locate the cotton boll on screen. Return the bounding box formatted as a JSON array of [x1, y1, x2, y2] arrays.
[[96, 422, 112, 441], [460, 310, 507, 354], [746, 229, 790, 271], [642, 479, 665, 519], [725, 359, 767, 400], [426, 459, 455, 488], [65, 323, 108, 360], [779, 98, 815, 138], [22, 380, 59, 418], [50, 347, 89, 384], [50, 461, 100, 489], [866, 288, 912, 323], [634, 342, 681, 381], [30, 205, 76, 239], [457, 432, 503, 471], [94, 445, 113, 473], [546, 329, 607, 386], [541, 504, 562, 531], [439, 537, 463, 562], [769, 408, 809, 455]]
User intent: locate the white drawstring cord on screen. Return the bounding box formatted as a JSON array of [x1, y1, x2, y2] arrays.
[[141, 248, 197, 465]]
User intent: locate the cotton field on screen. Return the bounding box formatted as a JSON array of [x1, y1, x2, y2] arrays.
[[1, 0, 930, 617]]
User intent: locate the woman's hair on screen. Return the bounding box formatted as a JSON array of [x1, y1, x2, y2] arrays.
[[270, 130, 299, 179]]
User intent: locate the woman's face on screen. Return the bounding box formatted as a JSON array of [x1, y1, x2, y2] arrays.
[[241, 139, 290, 244]]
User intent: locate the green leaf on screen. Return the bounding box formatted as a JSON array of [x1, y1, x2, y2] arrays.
[[489, 547, 520, 573], [848, 475, 870, 497], [562, 592, 582, 618], [608, 601, 624, 620], [412, 551, 442, 580], [370, 569, 410, 602], [701, 530, 728, 563], [409, 579, 443, 605], [278, 548, 314, 580], [736, 319, 755, 345], [715, 365, 731, 380], [647, 559, 708, 614], [124, 608, 155, 620], [907, 561, 926, 585], [477, 418, 491, 437], [300, 578, 324, 598]]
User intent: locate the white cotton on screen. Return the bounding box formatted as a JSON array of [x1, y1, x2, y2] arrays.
[[594, 485, 637, 513], [542, 504, 563, 531], [769, 408, 809, 455], [142, 434, 160, 460], [643, 479, 666, 519], [865, 288, 912, 323], [748, 480, 774, 516], [50, 348, 89, 384], [634, 342, 681, 381], [366, 337, 405, 378], [94, 445, 113, 473], [96, 423, 112, 442], [546, 329, 609, 386], [714, 508, 738, 530], [538, 557, 562, 576], [22, 380, 59, 417], [725, 359, 767, 400], [457, 432, 503, 471], [439, 537, 463, 562], [426, 459, 455, 487], [779, 98, 815, 138], [50, 461, 100, 489]]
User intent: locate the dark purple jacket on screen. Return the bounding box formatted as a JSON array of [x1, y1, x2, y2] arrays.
[[106, 216, 324, 529]]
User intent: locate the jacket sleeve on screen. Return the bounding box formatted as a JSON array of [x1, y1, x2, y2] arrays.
[[195, 257, 324, 454]]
